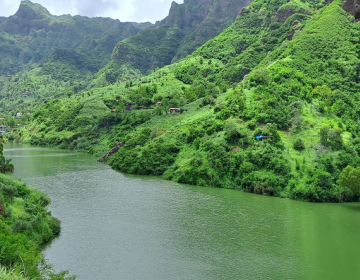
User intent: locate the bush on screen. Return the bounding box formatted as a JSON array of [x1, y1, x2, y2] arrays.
[[293, 138, 305, 150], [0, 183, 18, 200], [247, 119, 257, 130], [338, 165, 360, 194], [12, 221, 32, 233]]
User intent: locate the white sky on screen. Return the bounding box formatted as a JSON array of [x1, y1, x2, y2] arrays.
[[0, 0, 184, 23]]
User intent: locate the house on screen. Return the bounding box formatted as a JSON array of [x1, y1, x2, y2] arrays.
[[111, 109, 117, 112], [155, 101, 162, 105], [167, 108, 181, 114], [15, 112, 22, 119], [0, 125, 7, 135]]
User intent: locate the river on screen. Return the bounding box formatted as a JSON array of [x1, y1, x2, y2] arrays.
[[4, 143, 360, 280]]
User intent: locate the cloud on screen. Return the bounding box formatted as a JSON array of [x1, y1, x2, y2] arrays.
[[0, 0, 184, 23], [0, 0, 20, 17]]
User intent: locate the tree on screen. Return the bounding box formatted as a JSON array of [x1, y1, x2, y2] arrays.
[[194, 84, 205, 98], [328, 128, 343, 149], [105, 72, 118, 84], [268, 123, 281, 143], [312, 85, 334, 112], [293, 138, 305, 151], [319, 126, 343, 149], [319, 126, 330, 146], [0, 155, 14, 173], [338, 165, 360, 194], [66, 91, 73, 98]]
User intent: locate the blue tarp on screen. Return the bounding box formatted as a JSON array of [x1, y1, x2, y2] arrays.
[[255, 135, 263, 140]]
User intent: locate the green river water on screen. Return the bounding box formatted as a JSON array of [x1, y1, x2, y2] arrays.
[[4, 143, 360, 280]]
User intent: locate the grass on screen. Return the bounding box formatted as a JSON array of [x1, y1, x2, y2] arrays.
[[0, 266, 28, 280]]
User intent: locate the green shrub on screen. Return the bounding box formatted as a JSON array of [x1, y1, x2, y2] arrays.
[[12, 221, 32, 234], [293, 138, 305, 151]]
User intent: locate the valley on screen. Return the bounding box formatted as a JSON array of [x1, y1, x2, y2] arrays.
[[1, 0, 360, 278]]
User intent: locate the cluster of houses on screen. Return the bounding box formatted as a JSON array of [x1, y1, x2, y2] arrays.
[[0, 112, 25, 135]]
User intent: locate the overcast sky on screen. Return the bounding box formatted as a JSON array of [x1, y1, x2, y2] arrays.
[[0, 0, 184, 23]]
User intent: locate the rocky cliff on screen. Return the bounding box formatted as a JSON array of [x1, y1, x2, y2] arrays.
[[342, 0, 360, 20], [111, 0, 252, 73]]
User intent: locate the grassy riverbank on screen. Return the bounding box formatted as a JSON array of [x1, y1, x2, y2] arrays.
[[0, 173, 74, 279]]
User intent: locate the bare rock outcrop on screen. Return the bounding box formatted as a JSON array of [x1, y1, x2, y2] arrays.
[[98, 141, 124, 162], [342, 0, 360, 20]]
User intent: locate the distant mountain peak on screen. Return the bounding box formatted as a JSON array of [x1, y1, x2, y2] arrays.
[[1, 0, 52, 35], [16, 0, 51, 20], [111, 0, 252, 72]]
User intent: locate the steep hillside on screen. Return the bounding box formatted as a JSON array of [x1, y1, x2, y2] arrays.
[[109, 0, 252, 74], [0, 0, 252, 117], [0, 0, 150, 75], [0, 0, 154, 117], [23, 0, 360, 202]]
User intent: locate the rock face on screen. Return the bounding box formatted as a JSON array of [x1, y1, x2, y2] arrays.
[[112, 0, 253, 73], [276, 6, 311, 22], [342, 0, 360, 20], [98, 141, 124, 162]]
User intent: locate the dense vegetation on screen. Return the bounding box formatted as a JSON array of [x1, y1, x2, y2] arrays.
[[19, 0, 360, 203], [0, 0, 248, 118], [0, 0, 146, 75], [0, 139, 72, 279], [0, 0, 151, 117]]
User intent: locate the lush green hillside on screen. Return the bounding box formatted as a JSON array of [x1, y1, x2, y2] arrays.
[[0, 0, 154, 117], [0, 0, 148, 75], [21, 0, 360, 202], [0, 0, 251, 118]]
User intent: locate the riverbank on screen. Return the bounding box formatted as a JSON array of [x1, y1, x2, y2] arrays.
[[0, 171, 73, 279]]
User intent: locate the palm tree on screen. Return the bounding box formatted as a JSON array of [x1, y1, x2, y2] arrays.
[[0, 156, 14, 173]]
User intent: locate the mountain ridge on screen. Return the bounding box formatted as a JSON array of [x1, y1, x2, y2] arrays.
[[110, 0, 252, 73], [0, 0, 251, 116], [0, 0, 152, 75]]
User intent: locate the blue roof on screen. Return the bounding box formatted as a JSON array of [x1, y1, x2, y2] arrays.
[[255, 135, 263, 139]]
